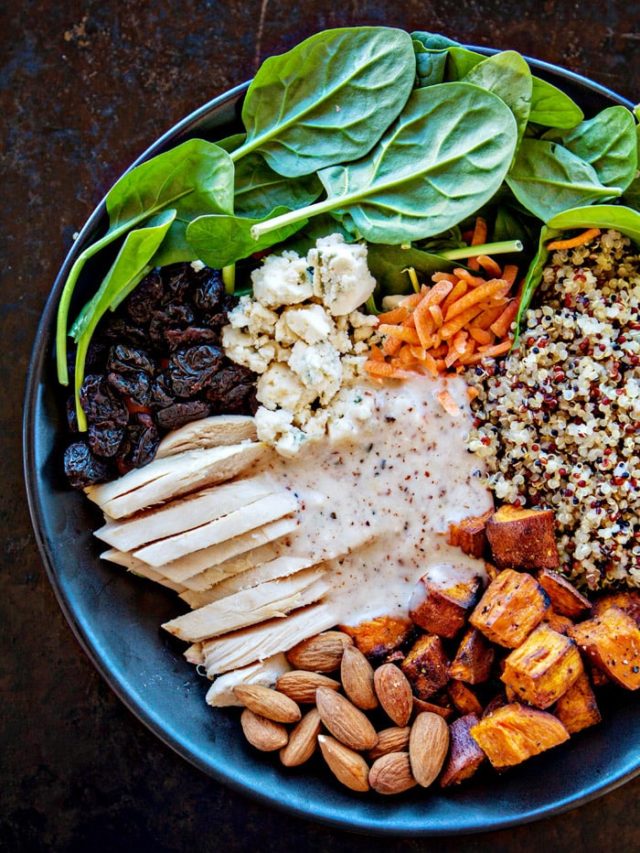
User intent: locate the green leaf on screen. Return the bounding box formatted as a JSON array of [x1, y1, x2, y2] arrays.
[[512, 224, 559, 345], [278, 215, 356, 256], [367, 244, 459, 294], [411, 31, 460, 51], [215, 132, 246, 152], [411, 32, 460, 88], [543, 106, 638, 192], [150, 219, 198, 267], [71, 210, 177, 429], [186, 206, 308, 268], [506, 138, 620, 222], [233, 27, 416, 177], [463, 51, 532, 144], [548, 204, 640, 244], [529, 77, 584, 128], [234, 153, 323, 218], [622, 122, 640, 209]]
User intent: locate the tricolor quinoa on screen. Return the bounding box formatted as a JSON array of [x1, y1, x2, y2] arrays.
[[467, 230, 640, 590]]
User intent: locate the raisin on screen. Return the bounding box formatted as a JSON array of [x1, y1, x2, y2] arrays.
[[85, 340, 110, 372], [168, 345, 223, 397], [149, 303, 195, 348], [101, 318, 148, 347], [203, 293, 238, 330], [88, 423, 125, 458], [164, 326, 219, 350], [156, 401, 210, 431], [193, 269, 225, 314], [66, 396, 78, 433], [162, 264, 193, 304], [125, 270, 164, 325], [107, 344, 154, 376], [64, 442, 112, 488], [107, 370, 151, 406], [149, 373, 176, 410], [80, 375, 128, 427], [116, 420, 160, 472], [205, 364, 255, 397]]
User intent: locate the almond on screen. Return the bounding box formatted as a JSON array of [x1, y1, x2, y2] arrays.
[[369, 751, 417, 795], [280, 709, 322, 767], [374, 663, 413, 727], [234, 684, 301, 724], [409, 711, 450, 787], [315, 687, 378, 751], [368, 726, 411, 760], [240, 708, 288, 752], [286, 631, 352, 672], [318, 735, 370, 792], [341, 645, 378, 710], [276, 670, 340, 703]]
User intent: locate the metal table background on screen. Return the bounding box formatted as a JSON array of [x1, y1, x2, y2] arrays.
[[1, 1, 639, 849]]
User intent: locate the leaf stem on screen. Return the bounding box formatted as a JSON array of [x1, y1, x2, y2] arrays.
[[440, 240, 523, 260], [251, 196, 343, 239], [222, 264, 236, 293]]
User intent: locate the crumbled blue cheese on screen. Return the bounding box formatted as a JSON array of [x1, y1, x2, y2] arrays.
[[257, 363, 316, 412], [308, 234, 377, 316], [252, 251, 313, 306]]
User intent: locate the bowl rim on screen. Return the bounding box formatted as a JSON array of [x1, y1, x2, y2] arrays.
[[23, 45, 638, 836]]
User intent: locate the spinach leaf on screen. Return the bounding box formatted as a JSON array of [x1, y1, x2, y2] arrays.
[[232, 27, 416, 177], [411, 32, 460, 88], [367, 244, 459, 294], [493, 204, 539, 247], [254, 83, 517, 244], [411, 31, 460, 51], [279, 215, 356, 256], [71, 210, 177, 429], [621, 122, 640, 209], [186, 206, 307, 268], [446, 46, 483, 80], [463, 51, 532, 144], [506, 138, 620, 222], [529, 77, 584, 128], [543, 106, 638, 192], [150, 219, 199, 267], [548, 204, 640, 244], [56, 139, 234, 383], [215, 132, 246, 152], [512, 224, 559, 345], [234, 153, 323, 218]]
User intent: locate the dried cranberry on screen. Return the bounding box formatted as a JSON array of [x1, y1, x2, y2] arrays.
[[79, 375, 128, 427], [125, 270, 164, 325], [64, 442, 112, 488], [168, 345, 224, 397], [156, 401, 210, 431], [88, 423, 125, 458], [107, 370, 151, 406], [164, 325, 219, 350], [107, 344, 154, 376], [193, 269, 225, 314]]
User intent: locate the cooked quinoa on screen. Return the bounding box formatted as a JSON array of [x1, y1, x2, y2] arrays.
[[466, 230, 640, 590]]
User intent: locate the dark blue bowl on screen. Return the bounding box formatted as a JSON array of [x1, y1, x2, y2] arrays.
[[23, 48, 639, 836]]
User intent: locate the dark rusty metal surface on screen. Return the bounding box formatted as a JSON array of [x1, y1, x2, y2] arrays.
[[2, 1, 639, 849]]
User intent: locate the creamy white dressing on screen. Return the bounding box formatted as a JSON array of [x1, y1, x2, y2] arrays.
[[252, 375, 493, 625]]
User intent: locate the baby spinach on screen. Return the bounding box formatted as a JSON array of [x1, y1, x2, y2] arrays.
[[186, 207, 307, 269], [512, 224, 559, 345], [367, 244, 459, 294], [252, 83, 517, 244], [231, 27, 416, 178], [446, 46, 483, 80], [463, 51, 532, 144], [71, 210, 177, 429], [529, 77, 584, 129], [411, 32, 459, 87], [56, 139, 234, 384], [548, 204, 640, 244], [234, 153, 323, 218], [543, 106, 638, 192], [506, 138, 620, 222]]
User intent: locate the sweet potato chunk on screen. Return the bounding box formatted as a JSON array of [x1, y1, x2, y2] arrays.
[[470, 569, 550, 648], [568, 607, 640, 690], [501, 624, 583, 709], [447, 510, 492, 558], [440, 714, 485, 787], [449, 627, 495, 684], [401, 634, 449, 700], [555, 671, 601, 734], [592, 591, 640, 628], [482, 693, 508, 718], [409, 574, 482, 639], [470, 703, 569, 768], [537, 569, 591, 618], [544, 608, 574, 636], [448, 680, 483, 716], [486, 505, 559, 570], [340, 616, 412, 661]]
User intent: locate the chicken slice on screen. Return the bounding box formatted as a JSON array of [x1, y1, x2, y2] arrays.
[[156, 415, 257, 458], [205, 654, 291, 707]]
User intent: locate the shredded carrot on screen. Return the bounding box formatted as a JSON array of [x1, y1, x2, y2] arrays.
[[490, 298, 520, 338], [428, 304, 444, 327], [547, 228, 601, 251], [397, 345, 418, 366], [437, 389, 462, 417], [454, 268, 486, 287], [421, 350, 440, 377], [365, 360, 416, 379], [444, 279, 510, 322], [399, 291, 423, 308], [476, 255, 502, 277], [377, 306, 409, 324], [502, 264, 519, 286], [462, 338, 514, 364], [444, 347, 460, 369], [441, 304, 486, 339], [368, 344, 385, 361], [432, 272, 458, 284], [441, 280, 468, 314], [473, 303, 507, 330], [382, 335, 403, 356], [379, 324, 421, 345], [452, 330, 469, 354], [468, 326, 493, 345], [467, 217, 488, 270]]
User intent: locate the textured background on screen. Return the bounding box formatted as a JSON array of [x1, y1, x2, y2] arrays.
[[2, 1, 639, 849]]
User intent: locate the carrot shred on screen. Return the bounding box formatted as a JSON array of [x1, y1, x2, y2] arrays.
[[490, 298, 520, 338], [421, 350, 440, 377], [428, 304, 444, 327], [474, 303, 507, 331], [437, 389, 462, 417], [432, 272, 458, 284], [382, 335, 402, 356], [365, 360, 416, 378], [397, 345, 417, 366], [469, 326, 492, 345], [368, 344, 385, 362], [377, 306, 409, 324], [476, 255, 502, 277], [467, 217, 488, 270], [441, 280, 468, 314], [399, 292, 423, 308], [502, 264, 519, 286], [444, 279, 510, 322], [441, 304, 486, 339], [454, 268, 486, 287], [462, 338, 514, 364], [452, 330, 469, 354], [547, 228, 601, 251], [445, 348, 460, 369], [379, 324, 421, 346]]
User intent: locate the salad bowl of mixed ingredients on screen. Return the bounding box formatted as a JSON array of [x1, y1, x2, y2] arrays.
[[24, 27, 640, 834]]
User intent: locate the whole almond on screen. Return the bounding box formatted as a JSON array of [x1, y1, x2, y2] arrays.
[[276, 670, 340, 703], [374, 664, 413, 727], [341, 645, 378, 710], [286, 631, 352, 672], [240, 709, 288, 752], [368, 726, 411, 760], [234, 684, 301, 724], [409, 712, 450, 787], [369, 751, 417, 795], [315, 687, 378, 751], [318, 735, 370, 792], [280, 709, 322, 767]]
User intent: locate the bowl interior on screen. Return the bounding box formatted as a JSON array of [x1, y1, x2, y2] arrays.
[[23, 50, 638, 836]]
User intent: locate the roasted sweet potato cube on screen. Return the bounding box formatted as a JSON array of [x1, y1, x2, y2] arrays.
[[447, 510, 492, 558], [482, 693, 508, 718], [589, 663, 610, 689], [470, 703, 569, 768], [401, 634, 449, 700], [544, 608, 574, 636], [449, 627, 495, 684], [470, 569, 550, 648], [413, 696, 453, 720], [409, 573, 482, 638], [592, 591, 640, 628], [440, 714, 486, 787], [486, 505, 559, 570], [501, 624, 583, 709], [568, 607, 640, 690], [537, 569, 591, 618], [339, 616, 412, 661], [554, 671, 601, 734], [485, 562, 500, 582], [448, 680, 483, 716]]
